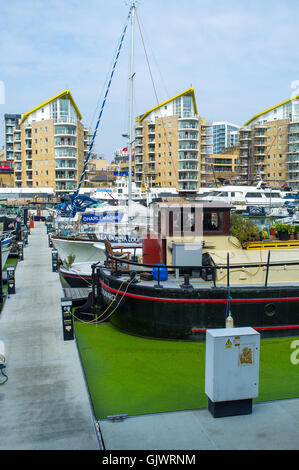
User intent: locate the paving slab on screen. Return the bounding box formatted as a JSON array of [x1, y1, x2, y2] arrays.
[[99, 398, 299, 450], [0, 222, 100, 450]]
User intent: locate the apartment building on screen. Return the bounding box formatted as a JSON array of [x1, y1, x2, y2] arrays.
[[134, 88, 200, 194], [9, 90, 90, 194], [3, 114, 21, 161], [240, 94, 299, 188], [0, 146, 14, 187], [212, 121, 240, 154], [200, 147, 239, 186]]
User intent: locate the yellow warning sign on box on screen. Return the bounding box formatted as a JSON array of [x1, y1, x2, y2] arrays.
[[225, 339, 232, 349]]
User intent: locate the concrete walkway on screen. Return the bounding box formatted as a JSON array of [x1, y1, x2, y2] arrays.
[[1, 221, 299, 451], [99, 398, 299, 450], [0, 222, 100, 450]]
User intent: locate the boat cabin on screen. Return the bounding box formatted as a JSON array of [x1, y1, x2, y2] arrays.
[[143, 202, 232, 268]]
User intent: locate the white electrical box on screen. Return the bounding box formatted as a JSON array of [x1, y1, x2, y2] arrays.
[[205, 327, 260, 403]]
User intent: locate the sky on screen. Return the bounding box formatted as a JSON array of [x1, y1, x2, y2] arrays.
[[1, 0, 299, 161]]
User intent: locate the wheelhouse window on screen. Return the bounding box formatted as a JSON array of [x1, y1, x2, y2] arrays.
[[203, 211, 223, 231]]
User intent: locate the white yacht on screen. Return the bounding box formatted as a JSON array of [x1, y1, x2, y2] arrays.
[[201, 183, 287, 209], [89, 176, 177, 203], [52, 199, 149, 264]]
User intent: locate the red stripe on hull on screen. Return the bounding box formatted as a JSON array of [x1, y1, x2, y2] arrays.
[[100, 279, 299, 304], [61, 272, 91, 280]]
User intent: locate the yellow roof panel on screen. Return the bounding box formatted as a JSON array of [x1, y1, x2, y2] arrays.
[[20, 89, 82, 124], [244, 94, 299, 126], [138, 87, 198, 122]]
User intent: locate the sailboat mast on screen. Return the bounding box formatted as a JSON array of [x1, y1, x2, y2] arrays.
[[128, 2, 136, 204]]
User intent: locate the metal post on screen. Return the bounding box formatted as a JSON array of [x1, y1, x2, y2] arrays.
[[91, 264, 96, 317], [128, 2, 136, 205], [18, 241, 24, 261], [227, 252, 230, 287], [52, 250, 58, 272], [61, 297, 74, 341], [7, 266, 15, 295], [154, 265, 163, 289], [264, 250, 271, 287], [212, 266, 216, 288]]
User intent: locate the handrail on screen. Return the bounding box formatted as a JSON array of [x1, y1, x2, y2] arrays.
[[103, 253, 299, 271]]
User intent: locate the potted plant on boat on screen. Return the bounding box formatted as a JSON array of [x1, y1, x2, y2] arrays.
[[273, 222, 295, 241], [230, 213, 259, 246]]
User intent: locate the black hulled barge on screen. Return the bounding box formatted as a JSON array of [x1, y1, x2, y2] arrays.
[[90, 202, 299, 340]]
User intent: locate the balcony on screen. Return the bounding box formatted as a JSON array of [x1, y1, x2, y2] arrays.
[[240, 134, 251, 140], [254, 141, 266, 147], [178, 172, 198, 181], [179, 134, 198, 141], [179, 123, 198, 130], [55, 131, 76, 137], [55, 165, 77, 170], [178, 183, 197, 191], [54, 117, 77, 125], [179, 143, 198, 151], [55, 155, 77, 159], [179, 113, 197, 119]]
